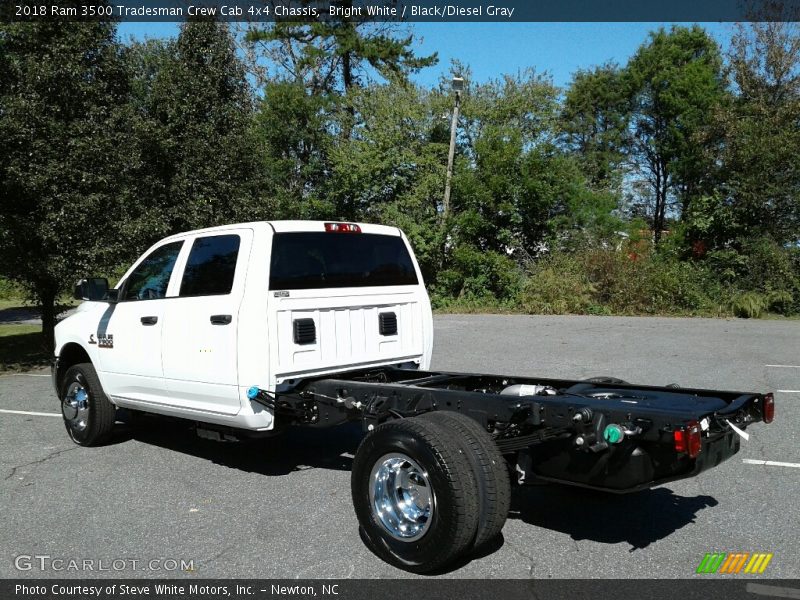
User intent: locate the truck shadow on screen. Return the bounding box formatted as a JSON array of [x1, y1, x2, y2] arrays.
[[508, 484, 718, 550], [120, 416, 361, 476]]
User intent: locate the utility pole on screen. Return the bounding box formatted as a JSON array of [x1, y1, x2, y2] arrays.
[[442, 76, 464, 221]]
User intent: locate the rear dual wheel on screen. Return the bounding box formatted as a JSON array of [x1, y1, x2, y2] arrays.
[[350, 412, 510, 573], [422, 411, 510, 551]]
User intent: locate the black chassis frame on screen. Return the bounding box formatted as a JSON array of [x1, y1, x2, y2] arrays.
[[269, 366, 768, 493]]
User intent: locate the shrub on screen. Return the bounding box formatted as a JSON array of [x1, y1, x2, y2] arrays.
[[518, 252, 595, 315], [432, 237, 798, 318], [731, 292, 768, 318], [702, 238, 799, 315], [0, 277, 23, 301], [435, 245, 523, 303], [518, 247, 725, 317], [580, 248, 721, 315]]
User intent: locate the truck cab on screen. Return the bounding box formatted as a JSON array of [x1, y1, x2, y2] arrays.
[[54, 221, 433, 432]]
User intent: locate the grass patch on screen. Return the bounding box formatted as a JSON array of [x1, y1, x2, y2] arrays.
[[0, 323, 49, 372], [0, 299, 32, 311]]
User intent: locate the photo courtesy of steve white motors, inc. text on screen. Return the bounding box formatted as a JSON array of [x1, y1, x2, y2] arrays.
[[14, 583, 339, 597]]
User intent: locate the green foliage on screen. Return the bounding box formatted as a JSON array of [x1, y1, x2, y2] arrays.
[[625, 25, 727, 238], [321, 80, 448, 280], [2, 17, 799, 362], [448, 70, 620, 268], [701, 238, 800, 315], [0, 277, 22, 301], [561, 62, 630, 191], [730, 292, 768, 319], [245, 19, 437, 94], [134, 18, 261, 234], [709, 23, 800, 246], [0, 19, 135, 349], [518, 253, 596, 315], [520, 248, 731, 317], [253, 81, 333, 220], [435, 246, 523, 302]]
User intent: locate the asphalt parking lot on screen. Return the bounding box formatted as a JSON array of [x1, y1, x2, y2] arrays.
[[1, 314, 798, 579]]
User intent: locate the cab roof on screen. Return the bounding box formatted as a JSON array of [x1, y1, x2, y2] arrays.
[[159, 220, 403, 243]]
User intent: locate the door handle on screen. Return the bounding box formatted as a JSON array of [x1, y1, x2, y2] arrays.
[[140, 316, 158, 326], [210, 314, 232, 325]]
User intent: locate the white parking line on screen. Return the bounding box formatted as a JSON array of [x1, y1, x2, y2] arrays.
[[0, 373, 49, 378], [777, 390, 800, 393], [765, 364, 800, 368], [747, 583, 800, 599], [743, 459, 800, 469], [0, 409, 61, 418]]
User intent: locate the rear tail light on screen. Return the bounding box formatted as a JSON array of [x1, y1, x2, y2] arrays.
[[762, 392, 774, 424], [324, 222, 361, 233], [674, 420, 702, 459]]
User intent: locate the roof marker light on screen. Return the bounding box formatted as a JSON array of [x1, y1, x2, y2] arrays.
[[324, 222, 361, 233]]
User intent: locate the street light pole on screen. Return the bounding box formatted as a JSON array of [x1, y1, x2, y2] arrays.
[[442, 77, 464, 221]]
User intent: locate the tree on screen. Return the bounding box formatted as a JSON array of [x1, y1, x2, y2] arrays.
[[246, 11, 437, 143], [324, 79, 449, 280], [561, 63, 630, 192], [0, 20, 133, 351], [706, 22, 800, 246], [139, 17, 261, 233], [245, 10, 437, 96], [625, 25, 725, 243], [252, 81, 334, 221], [441, 70, 608, 299], [245, 13, 438, 220]]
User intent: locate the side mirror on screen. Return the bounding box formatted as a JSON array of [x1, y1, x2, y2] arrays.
[[73, 278, 110, 302]]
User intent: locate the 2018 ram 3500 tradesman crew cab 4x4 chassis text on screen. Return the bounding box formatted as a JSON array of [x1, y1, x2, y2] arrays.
[[53, 220, 775, 573]]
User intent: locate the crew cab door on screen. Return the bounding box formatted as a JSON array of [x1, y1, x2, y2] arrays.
[[95, 240, 184, 402], [160, 230, 251, 414]]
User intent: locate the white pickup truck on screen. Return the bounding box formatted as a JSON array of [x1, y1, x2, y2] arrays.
[[54, 220, 774, 573]]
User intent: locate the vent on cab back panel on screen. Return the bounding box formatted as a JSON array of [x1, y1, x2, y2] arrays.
[[293, 318, 316, 345], [379, 312, 398, 336]]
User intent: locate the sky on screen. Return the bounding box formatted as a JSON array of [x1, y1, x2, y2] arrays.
[[117, 21, 735, 89]]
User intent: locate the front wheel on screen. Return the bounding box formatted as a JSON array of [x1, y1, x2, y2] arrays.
[[351, 417, 479, 573], [60, 362, 116, 446]]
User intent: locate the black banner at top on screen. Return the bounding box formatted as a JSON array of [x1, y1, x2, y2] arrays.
[[3, 0, 800, 22]]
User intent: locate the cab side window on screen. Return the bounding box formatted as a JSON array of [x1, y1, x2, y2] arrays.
[[122, 242, 183, 301], [179, 234, 241, 297]]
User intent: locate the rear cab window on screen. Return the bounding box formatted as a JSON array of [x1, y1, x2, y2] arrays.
[[179, 234, 241, 297], [269, 232, 418, 290]]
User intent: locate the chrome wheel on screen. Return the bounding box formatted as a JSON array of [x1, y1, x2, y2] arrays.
[[62, 381, 90, 432], [369, 453, 434, 542]]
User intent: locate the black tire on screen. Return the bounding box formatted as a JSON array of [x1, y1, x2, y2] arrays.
[[59, 362, 116, 446], [351, 417, 479, 573], [584, 376, 629, 385], [421, 411, 511, 551]]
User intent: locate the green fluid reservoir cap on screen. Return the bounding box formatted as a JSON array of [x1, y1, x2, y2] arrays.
[[603, 424, 625, 444]]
